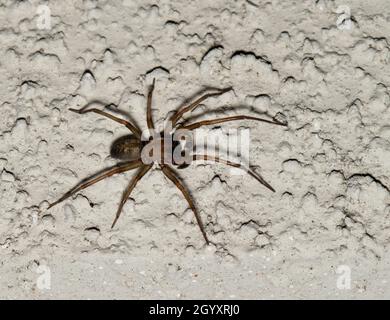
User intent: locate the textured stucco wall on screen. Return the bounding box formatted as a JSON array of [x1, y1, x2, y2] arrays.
[[0, 0, 390, 299]]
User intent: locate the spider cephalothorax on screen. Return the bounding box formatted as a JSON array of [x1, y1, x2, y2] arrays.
[[47, 79, 287, 244]]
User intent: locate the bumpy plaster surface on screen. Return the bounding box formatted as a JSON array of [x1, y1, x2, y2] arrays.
[[0, 0, 390, 299]]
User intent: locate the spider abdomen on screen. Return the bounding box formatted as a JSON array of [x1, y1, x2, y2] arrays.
[[110, 135, 142, 160]]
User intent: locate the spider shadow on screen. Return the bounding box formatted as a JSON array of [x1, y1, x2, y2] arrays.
[[78, 100, 142, 133], [179, 104, 278, 126], [66, 161, 139, 202], [81, 87, 227, 131], [170, 86, 279, 125], [177, 104, 280, 174], [174, 86, 232, 107]]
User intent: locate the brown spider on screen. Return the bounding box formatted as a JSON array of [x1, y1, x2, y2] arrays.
[[47, 79, 287, 244]]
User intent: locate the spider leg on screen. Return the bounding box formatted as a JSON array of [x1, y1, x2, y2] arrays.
[[192, 154, 275, 192], [111, 164, 152, 228], [160, 164, 210, 245], [181, 115, 287, 131], [69, 107, 142, 138], [170, 87, 232, 126], [146, 78, 155, 132], [47, 160, 143, 209]]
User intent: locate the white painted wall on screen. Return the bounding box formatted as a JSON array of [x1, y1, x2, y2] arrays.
[[0, 0, 389, 299]]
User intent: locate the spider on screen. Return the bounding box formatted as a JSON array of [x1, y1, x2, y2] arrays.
[[47, 79, 287, 244]]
